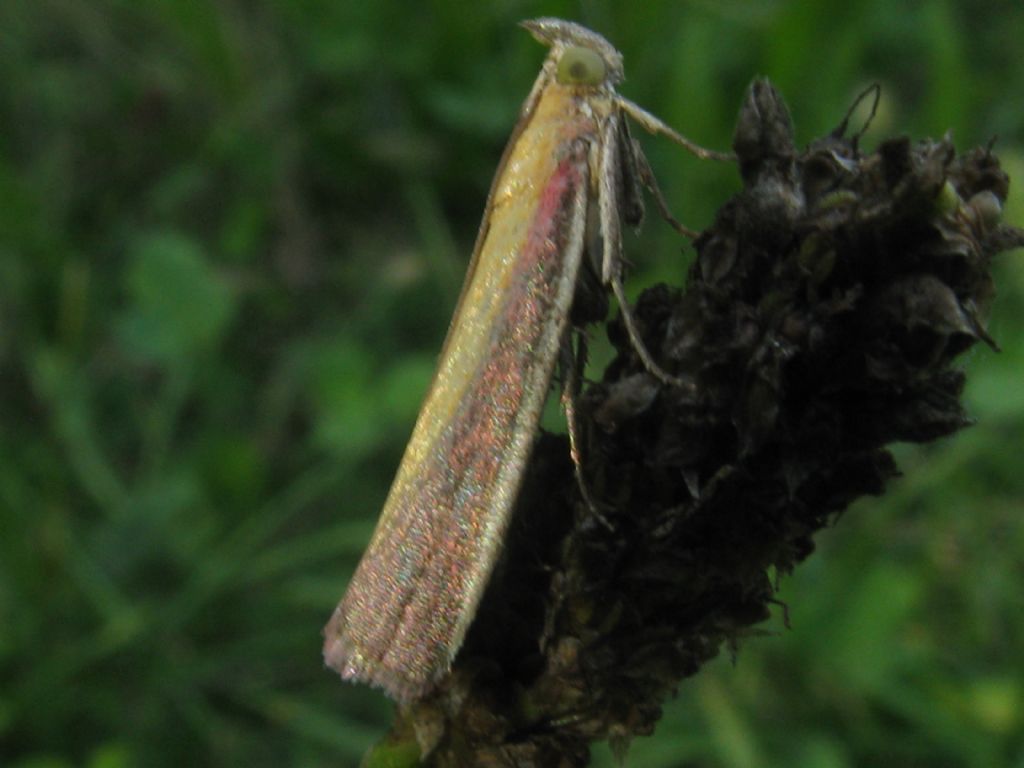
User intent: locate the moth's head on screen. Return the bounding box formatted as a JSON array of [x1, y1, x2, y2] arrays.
[[521, 18, 625, 89]]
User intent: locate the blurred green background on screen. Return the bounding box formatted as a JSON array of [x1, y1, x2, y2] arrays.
[[2, 1, 1022, 766]]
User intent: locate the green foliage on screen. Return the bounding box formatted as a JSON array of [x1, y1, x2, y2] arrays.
[[0, 1, 1021, 766]]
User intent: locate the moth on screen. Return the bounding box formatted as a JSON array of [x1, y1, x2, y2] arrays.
[[323, 17, 727, 702]]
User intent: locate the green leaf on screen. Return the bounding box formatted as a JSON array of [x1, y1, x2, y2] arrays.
[[117, 232, 236, 363]]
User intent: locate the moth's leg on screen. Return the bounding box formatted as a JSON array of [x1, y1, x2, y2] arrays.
[[609, 278, 692, 388], [559, 331, 610, 529], [597, 118, 689, 388], [616, 118, 646, 229], [630, 138, 700, 239], [616, 96, 735, 162], [618, 115, 697, 238], [597, 114, 625, 285]]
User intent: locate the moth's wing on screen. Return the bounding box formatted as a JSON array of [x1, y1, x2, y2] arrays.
[[323, 132, 593, 702], [434, 64, 552, 363]]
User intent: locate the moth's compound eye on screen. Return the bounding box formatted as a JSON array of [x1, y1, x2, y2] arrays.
[[556, 45, 607, 86]]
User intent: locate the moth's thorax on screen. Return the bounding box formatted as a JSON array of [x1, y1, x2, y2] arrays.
[[491, 77, 605, 211]]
